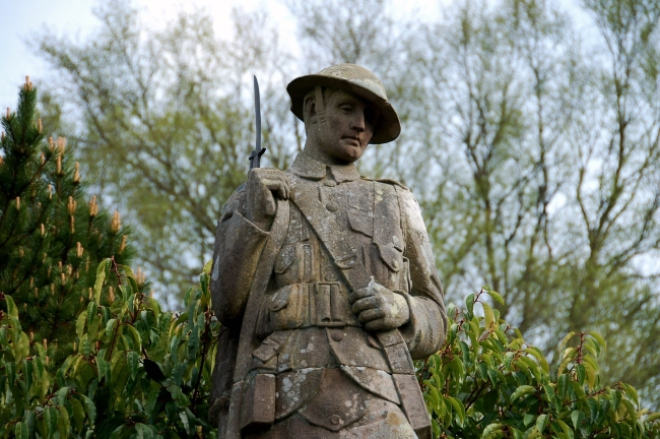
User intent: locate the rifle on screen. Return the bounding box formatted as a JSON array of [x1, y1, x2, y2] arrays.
[[249, 75, 266, 170]]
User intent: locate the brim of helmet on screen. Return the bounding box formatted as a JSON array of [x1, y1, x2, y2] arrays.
[[286, 74, 401, 144]]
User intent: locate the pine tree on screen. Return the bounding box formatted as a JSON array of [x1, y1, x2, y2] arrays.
[[0, 77, 135, 365]]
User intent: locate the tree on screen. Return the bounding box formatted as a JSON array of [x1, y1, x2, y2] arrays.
[[33, 0, 660, 408], [0, 77, 134, 365], [36, 0, 296, 301]]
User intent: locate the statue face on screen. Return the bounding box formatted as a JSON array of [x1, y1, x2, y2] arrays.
[[312, 89, 380, 164]]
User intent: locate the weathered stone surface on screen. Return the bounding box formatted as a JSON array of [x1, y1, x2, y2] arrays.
[[211, 64, 447, 438]]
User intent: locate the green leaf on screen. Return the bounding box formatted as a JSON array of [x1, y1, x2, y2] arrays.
[[536, 414, 548, 433], [482, 302, 495, 330], [14, 332, 30, 362], [71, 398, 85, 433], [179, 411, 192, 436], [446, 396, 465, 427], [94, 259, 110, 303], [47, 406, 58, 437], [571, 410, 583, 429], [203, 259, 213, 274], [510, 384, 536, 402], [558, 331, 575, 354], [57, 405, 70, 438], [127, 351, 139, 380], [125, 324, 142, 351], [622, 383, 640, 407], [105, 318, 118, 341], [524, 347, 549, 373], [466, 294, 475, 319], [588, 331, 606, 351], [14, 422, 28, 439], [78, 394, 97, 423], [57, 387, 70, 406], [622, 399, 638, 421], [76, 311, 88, 341], [481, 423, 503, 438], [98, 356, 111, 383], [135, 423, 155, 439], [486, 289, 504, 306], [5, 295, 19, 318], [645, 413, 660, 423]]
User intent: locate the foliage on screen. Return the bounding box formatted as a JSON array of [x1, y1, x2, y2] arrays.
[[420, 288, 660, 438], [0, 78, 134, 365], [35, 0, 295, 299], [0, 259, 219, 438], [33, 0, 660, 408], [3, 269, 658, 438]]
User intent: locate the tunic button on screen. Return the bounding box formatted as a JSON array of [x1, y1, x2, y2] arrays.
[[330, 414, 341, 425], [326, 201, 339, 211], [324, 180, 337, 187], [331, 330, 345, 341]]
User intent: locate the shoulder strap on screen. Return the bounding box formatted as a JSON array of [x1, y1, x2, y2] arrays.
[[232, 198, 290, 383]]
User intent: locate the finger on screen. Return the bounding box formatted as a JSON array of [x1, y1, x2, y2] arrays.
[[352, 297, 381, 314], [263, 179, 289, 200], [365, 319, 386, 332], [262, 185, 276, 216], [349, 287, 374, 303], [358, 308, 384, 323]]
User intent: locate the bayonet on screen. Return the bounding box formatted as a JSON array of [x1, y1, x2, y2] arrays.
[[249, 75, 266, 170]]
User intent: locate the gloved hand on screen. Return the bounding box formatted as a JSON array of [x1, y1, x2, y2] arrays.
[[349, 278, 410, 331], [244, 168, 289, 230]]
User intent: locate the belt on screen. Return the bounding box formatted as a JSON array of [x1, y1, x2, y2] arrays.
[[268, 282, 361, 331]]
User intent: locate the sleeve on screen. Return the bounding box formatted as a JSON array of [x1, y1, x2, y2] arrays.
[[210, 185, 270, 331], [394, 185, 447, 359]]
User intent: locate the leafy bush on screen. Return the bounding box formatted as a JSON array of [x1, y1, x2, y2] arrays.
[[3, 276, 659, 438], [420, 288, 660, 438], [0, 260, 219, 438]]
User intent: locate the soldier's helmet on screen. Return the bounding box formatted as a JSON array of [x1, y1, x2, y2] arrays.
[[287, 63, 401, 144]]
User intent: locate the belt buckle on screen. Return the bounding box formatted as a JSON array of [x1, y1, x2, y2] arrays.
[[315, 282, 345, 328]]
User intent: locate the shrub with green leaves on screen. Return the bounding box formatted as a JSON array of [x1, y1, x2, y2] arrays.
[[1, 78, 658, 439], [420, 288, 660, 438], [0, 259, 219, 438]]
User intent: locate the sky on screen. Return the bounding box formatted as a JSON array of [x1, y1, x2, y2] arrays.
[[0, 0, 595, 111], [0, 0, 450, 110]]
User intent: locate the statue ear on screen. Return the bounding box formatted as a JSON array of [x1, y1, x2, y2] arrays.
[[304, 95, 318, 124]]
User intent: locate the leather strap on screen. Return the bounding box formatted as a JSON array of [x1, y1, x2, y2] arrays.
[[225, 199, 290, 439], [233, 198, 290, 382]]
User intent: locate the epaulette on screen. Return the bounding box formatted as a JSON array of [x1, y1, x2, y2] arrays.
[[360, 176, 410, 191]]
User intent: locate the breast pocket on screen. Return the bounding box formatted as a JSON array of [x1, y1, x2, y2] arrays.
[[365, 243, 403, 291]]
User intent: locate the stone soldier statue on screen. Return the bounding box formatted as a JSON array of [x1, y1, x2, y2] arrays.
[[209, 64, 447, 439]]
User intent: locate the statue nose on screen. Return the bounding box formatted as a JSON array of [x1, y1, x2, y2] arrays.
[[352, 113, 365, 132]]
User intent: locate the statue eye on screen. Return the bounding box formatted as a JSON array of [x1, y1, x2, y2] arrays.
[[364, 107, 379, 126]]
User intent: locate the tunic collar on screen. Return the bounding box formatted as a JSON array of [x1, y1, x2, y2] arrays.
[[290, 152, 360, 183]]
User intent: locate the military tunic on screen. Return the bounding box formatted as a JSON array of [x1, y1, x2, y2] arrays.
[[211, 153, 446, 438]]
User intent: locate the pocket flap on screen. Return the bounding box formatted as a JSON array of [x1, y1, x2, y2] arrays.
[[274, 244, 296, 274], [377, 244, 402, 272], [269, 288, 290, 312]]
